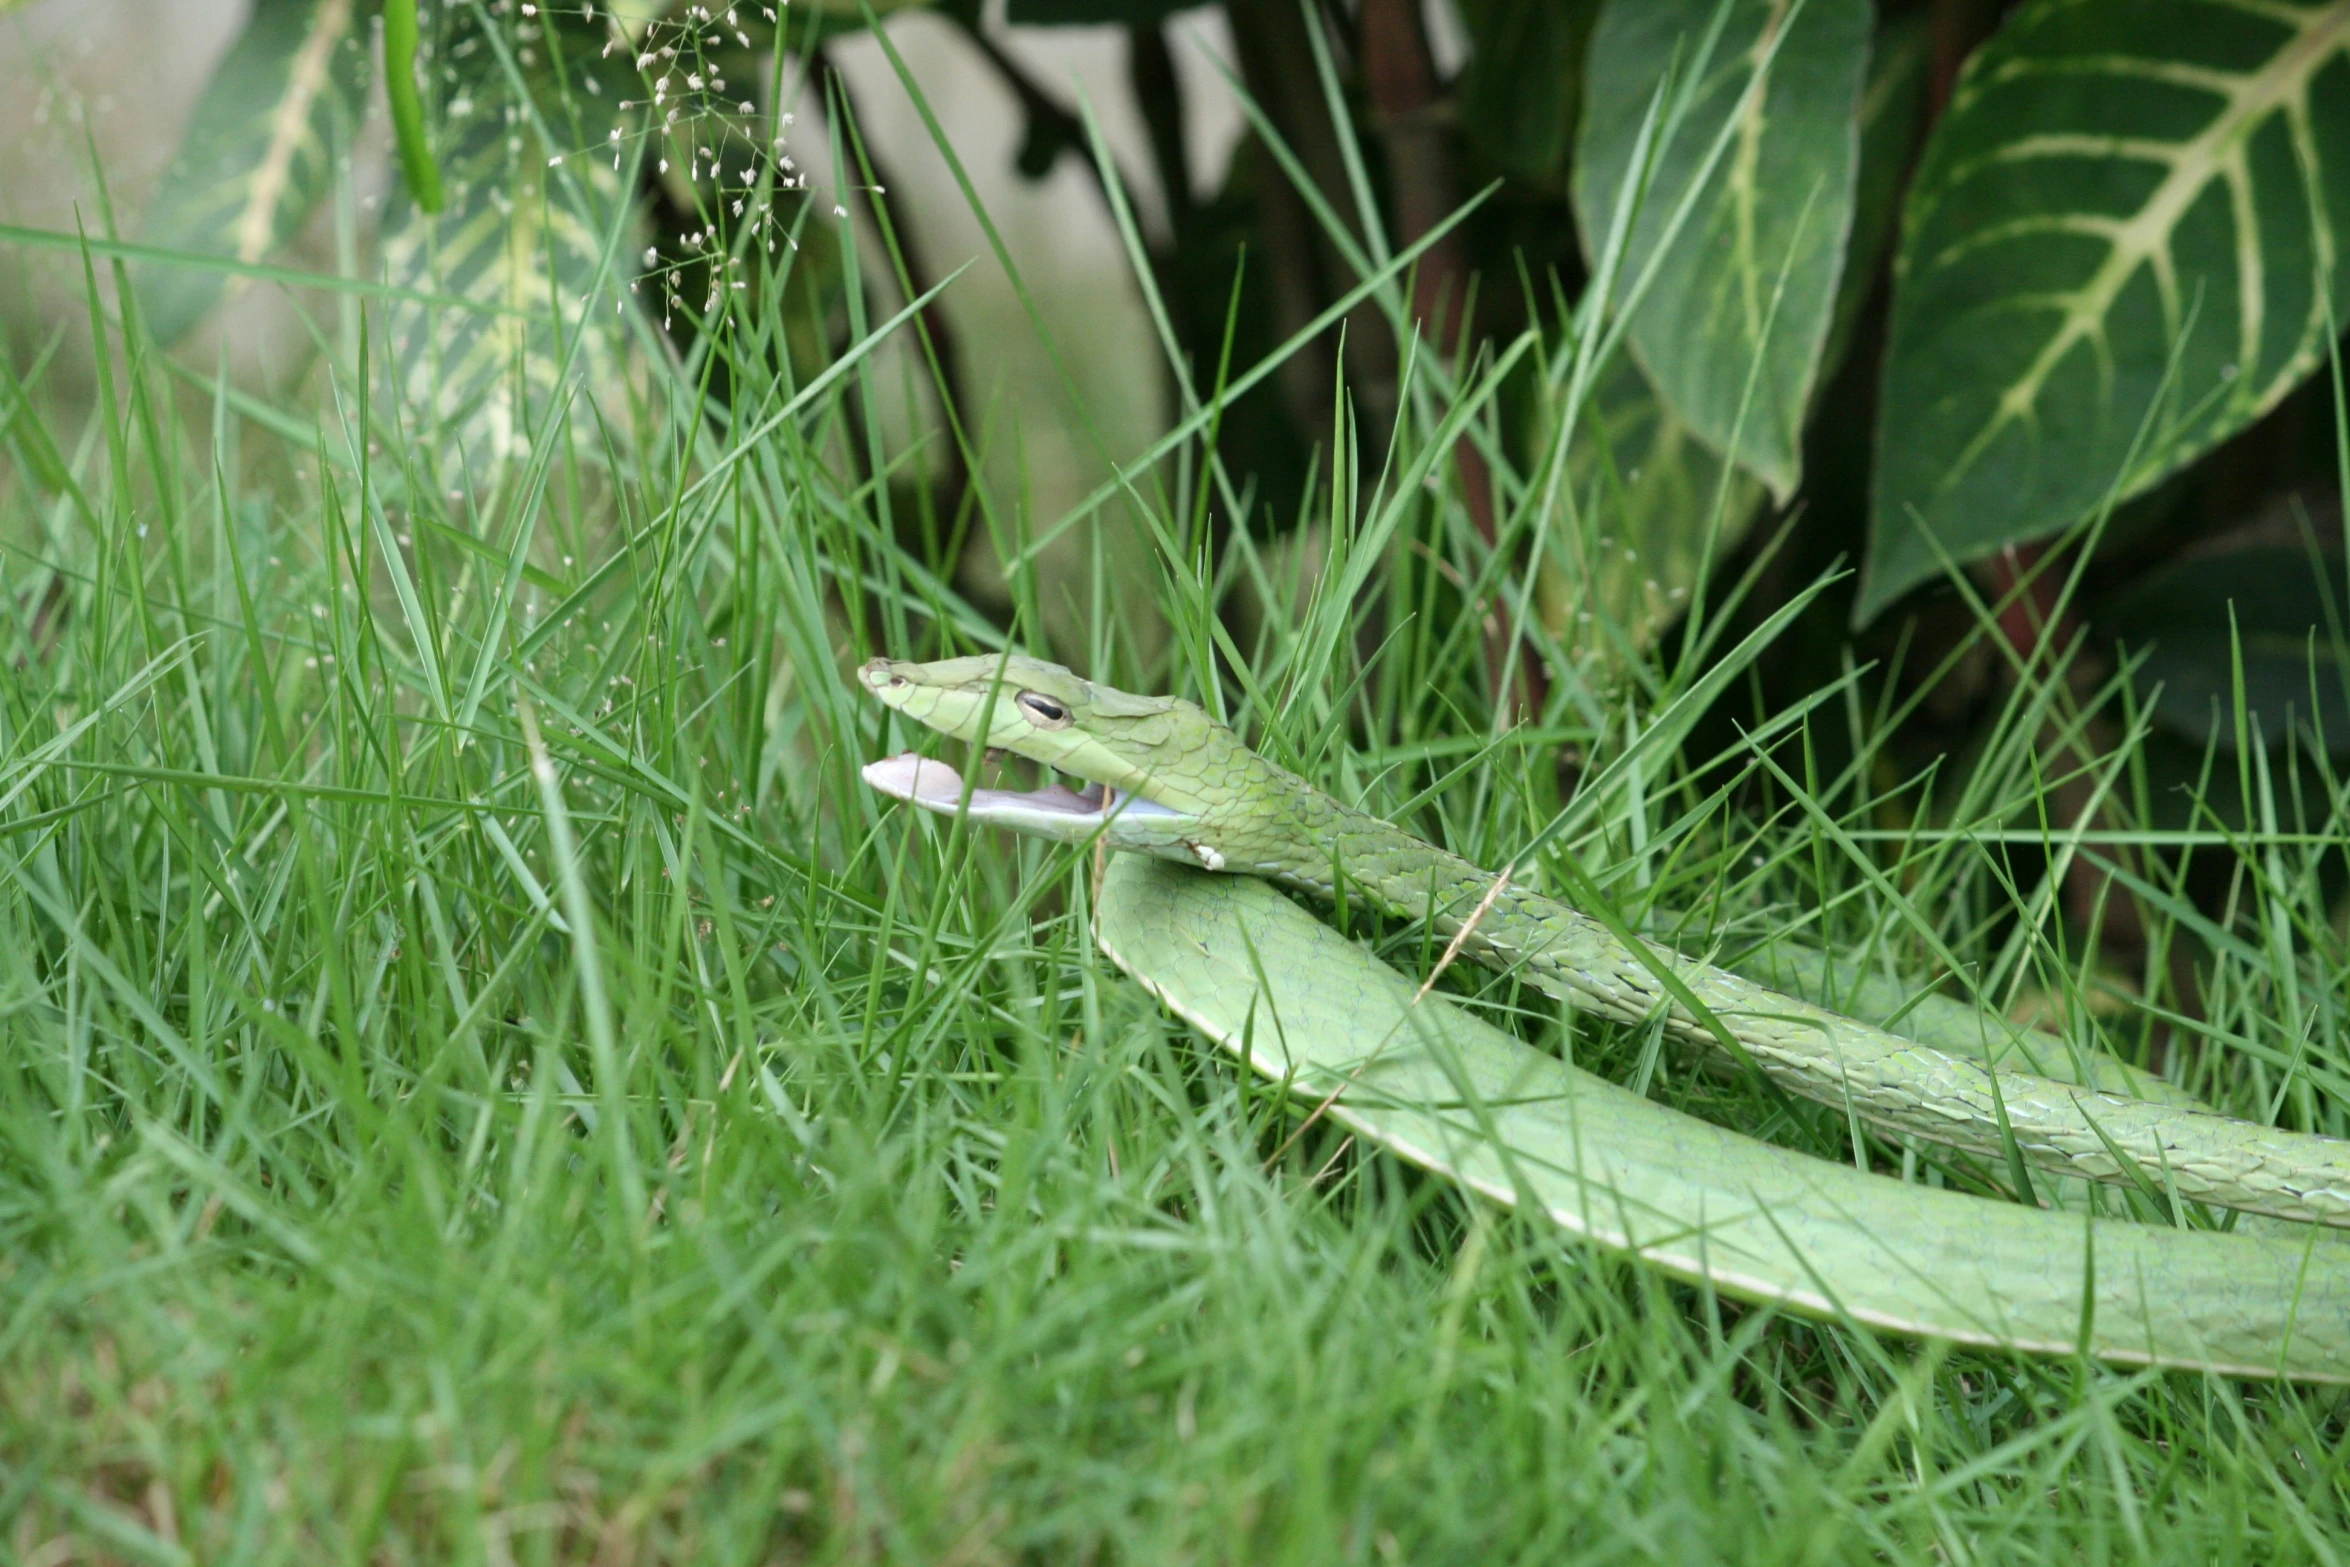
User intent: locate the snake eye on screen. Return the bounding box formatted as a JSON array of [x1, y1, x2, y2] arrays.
[[1014, 691, 1071, 728]]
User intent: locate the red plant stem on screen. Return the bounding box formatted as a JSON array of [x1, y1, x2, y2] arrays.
[[1981, 542, 2152, 995]]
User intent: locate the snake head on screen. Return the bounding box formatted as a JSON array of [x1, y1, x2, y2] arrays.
[[857, 653, 1255, 857]]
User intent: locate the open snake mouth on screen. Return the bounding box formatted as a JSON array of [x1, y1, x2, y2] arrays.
[[862, 752, 1185, 838]]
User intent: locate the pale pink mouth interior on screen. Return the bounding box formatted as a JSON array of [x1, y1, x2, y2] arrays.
[[862, 752, 1184, 824], [861, 752, 1106, 816]]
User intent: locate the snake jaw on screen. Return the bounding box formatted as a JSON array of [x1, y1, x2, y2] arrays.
[[862, 751, 1194, 850]]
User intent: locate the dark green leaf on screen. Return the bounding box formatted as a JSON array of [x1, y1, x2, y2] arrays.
[[1861, 0, 2350, 624], [1455, 0, 1600, 188], [134, 0, 371, 345], [1576, 0, 1872, 503], [2100, 522, 2350, 751]]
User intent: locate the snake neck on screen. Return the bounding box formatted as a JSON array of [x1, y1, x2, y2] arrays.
[[1235, 779, 1645, 1006], [1225, 777, 1521, 940]]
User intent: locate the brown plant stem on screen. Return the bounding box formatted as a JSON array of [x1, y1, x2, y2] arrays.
[[1928, 0, 2002, 115], [1357, 0, 1533, 717], [1221, 1, 1355, 452]]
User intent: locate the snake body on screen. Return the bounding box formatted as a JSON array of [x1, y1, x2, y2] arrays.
[[1245, 788, 2350, 1226], [1097, 855, 2350, 1380], [861, 654, 2350, 1373]]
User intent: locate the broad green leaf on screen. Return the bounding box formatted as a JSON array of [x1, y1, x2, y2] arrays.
[[1455, 0, 1600, 188], [1860, 0, 2350, 624], [2100, 522, 2350, 751], [1532, 350, 1766, 669], [135, 0, 371, 345], [377, 32, 635, 478], [1575, 0, 1871, 504]]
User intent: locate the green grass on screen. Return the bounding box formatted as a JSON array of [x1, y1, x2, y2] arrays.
[[5, 96, 2350, 1567]]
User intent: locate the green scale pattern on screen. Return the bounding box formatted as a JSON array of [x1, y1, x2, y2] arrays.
[[1203, 754, 2350, 1230], [1097, 854, 2350, 1379]]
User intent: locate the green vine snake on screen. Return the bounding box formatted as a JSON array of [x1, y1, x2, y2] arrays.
[[861, 654, 2350, 1378]]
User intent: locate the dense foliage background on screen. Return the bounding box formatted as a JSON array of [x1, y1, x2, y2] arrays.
[[2, 0, 2348, 1560], [77, 0, 2350, 699]]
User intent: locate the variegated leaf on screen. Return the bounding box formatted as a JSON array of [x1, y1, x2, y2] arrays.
[[136, 0, 370, 345], [1576, 0, 1872, 504], [376, 34, 635, 481], [1533, 350, 1766, 669], [1860, 0, 2350, 623]]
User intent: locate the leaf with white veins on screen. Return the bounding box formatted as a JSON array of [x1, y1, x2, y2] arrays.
[[1861, 0, 2350, 623], [375, 21, 636, 482], [136, 0, 369, 346], [1576, 0, 1872, 503]]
